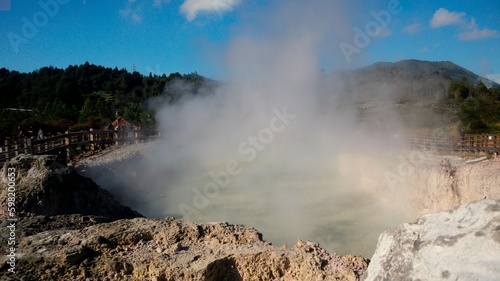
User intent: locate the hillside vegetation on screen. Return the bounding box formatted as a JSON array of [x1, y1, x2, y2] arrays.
[[446, 79, 500, 133], [0, 62, 211, 138], [1, 60, 499, 141], [344, 60, 499, 103], [345, 60, 500, 134]]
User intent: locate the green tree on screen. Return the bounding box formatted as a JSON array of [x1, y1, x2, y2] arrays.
[[474, 80, 489, 98], [0, 63, 214, 135], [448, 81, 469, 101]]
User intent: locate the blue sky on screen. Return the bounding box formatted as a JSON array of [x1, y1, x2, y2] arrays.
[[0, 0, 499, 82]]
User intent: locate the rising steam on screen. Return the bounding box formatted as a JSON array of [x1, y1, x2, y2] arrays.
[[88, 0, 415, 257]]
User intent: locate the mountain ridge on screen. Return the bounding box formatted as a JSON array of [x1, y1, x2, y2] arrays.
[[359, 59, 499, 88], [338, 59, 500, 103]]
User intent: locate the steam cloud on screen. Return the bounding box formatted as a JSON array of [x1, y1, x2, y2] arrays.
[[91, 0, 414, 256]]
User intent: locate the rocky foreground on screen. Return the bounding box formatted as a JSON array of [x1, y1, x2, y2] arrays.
[[363, 199, 500, 281], [1, 154, 499, 280], [2, 216, 367, 280], [0, 155, 368, 280], [0, 155, 141, 220]]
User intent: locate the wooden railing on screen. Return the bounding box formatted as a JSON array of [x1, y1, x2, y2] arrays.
[[2, 130, 497, 165], [408, 134, 500, 152], [0, 129, 161, 164]]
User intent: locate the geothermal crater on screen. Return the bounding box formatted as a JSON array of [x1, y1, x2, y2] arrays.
[[75, 142, 500, 257]]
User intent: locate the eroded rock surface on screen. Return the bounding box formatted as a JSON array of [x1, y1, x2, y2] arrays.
[[339, 152, 500, 216], [409, 157, 500, 214], [363, 199, 500, 281], [0, 154, 142, 220], [1, 216, 368, 280]]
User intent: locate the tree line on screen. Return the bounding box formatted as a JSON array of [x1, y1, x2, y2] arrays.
[[446, 79, 500, 133], [0, 62, 211, 141], [1, 62, 498, 143]]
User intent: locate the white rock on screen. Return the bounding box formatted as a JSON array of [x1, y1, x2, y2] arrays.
[[363, 199, 500, 281]]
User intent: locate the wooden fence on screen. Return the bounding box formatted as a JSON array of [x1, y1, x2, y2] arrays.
[[408, 134, 500, 152], [2, 131, 498, 165], [0, 129, 161, 165]]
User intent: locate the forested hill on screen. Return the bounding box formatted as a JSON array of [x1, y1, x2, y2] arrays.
[[360, 60, 499, 88], [342, 59, 500, 103], [0, 62, 212, 137], [2, 60, 499, 139], [343, 60, 500, 133]]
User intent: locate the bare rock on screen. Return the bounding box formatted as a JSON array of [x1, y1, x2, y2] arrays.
[[64, 245, 93, 265], [0, 154, 142, 220], [0, 217, 368, 280], [409, 157, 500, 214], [363, 199, 500, 281]]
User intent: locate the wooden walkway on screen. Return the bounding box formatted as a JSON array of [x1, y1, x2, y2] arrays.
[[2, 131, 498, 165], [0, 129, 161, 165]]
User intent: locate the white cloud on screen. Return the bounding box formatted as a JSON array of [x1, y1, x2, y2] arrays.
[[466, 17, 479, 30], [120, 0, 143, 23], [430, 8, 465, 28], [458, 18, 500, 40], [120, 0, 173, 23], [486, 74, 500, 84], [180, 0, 241, 21], [429, 9, 500, 41], [403, 22, 420, 34], [458, 28, 500, 40]]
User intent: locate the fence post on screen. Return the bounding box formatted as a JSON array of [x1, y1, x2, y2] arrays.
[[89, 128, 95, 152], [65, 131, 71, 162], [4, 144, 8, 161], [23, 139, 28, 154], [26, 138, 35, 154]]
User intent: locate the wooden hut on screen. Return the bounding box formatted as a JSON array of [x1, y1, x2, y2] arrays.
[[110, 117, 139, 130]]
